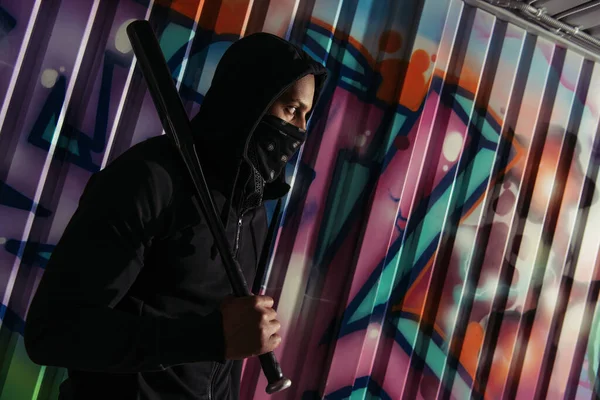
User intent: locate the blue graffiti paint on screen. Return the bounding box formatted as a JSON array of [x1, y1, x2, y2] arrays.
[[0, 303, 25, 335], [304, 23, 382, 105], [323, 376, 392, 400], [0, 6, 16, 42], [332, 77, 516, 336], [4, 239, 54, 269], [313, 76, 516, 398], [0, 180, 51, 216], [27, 51, 130, 172]]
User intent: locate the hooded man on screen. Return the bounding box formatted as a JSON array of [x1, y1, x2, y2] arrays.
[[24, 31, 327, 400]]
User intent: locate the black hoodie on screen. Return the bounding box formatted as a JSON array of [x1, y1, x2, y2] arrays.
[[24, 32, 327, 400]]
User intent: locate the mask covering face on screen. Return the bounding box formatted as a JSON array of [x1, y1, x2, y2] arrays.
[[247, 114, 306, 183]]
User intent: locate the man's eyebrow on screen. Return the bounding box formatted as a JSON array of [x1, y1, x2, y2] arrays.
[[290, 98, 310, 110]]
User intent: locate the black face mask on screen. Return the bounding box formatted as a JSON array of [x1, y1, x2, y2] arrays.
[[247, 114, 306, 183]]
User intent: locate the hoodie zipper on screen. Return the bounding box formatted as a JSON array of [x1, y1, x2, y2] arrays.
[[210, 213, 245, 399], [234, 215, 244, 258]]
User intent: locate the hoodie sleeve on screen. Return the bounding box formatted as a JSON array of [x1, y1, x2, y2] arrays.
[[24, 158, 226, 373]]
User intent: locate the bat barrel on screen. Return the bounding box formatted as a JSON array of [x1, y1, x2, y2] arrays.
[[126, 19, 249, 296]]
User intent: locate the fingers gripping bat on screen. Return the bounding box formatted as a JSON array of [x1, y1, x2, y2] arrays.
[[126, 20, 291, 395]]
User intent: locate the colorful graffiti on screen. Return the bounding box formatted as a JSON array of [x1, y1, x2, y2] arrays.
[[1, 0, 599, 399]]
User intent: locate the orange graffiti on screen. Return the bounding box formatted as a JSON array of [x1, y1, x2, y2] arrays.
[[396, 256, 436, 313], [376, 32, 434, 108], [398, 49, 432, 111], [306, 20, 436, 108], [376, 59, 407, 104], [374, 30, 406, 103], [379, 30, 403, 54], [154, 0, 252, 34], [214, 0, 252, 35], [154, 0, 204, 22], [485, 320, 547, 398], [396, 307, 447, 340], [510, 132, 584, 218], [459, 322, 485, 377], [391, 257, 447, 340]]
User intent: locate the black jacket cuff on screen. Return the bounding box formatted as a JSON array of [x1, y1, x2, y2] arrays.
[[158, 310, 226, 367]]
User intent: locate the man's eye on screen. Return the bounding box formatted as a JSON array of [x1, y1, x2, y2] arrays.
[[285, 106, 298, 116]]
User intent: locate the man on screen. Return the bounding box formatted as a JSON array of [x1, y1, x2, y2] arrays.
[[24, 31, 327, 400]]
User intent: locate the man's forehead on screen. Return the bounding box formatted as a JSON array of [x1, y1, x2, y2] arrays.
[[282, 76, 314, 106]]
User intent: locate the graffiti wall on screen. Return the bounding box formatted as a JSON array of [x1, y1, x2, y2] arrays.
[[1, 0, 599, 398]]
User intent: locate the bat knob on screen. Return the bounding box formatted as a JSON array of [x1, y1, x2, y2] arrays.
[[265, 377, 292, 394]]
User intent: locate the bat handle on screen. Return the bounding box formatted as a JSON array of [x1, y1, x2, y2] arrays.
[[234, 269, 291, 393], [259, 351, 292, 394]]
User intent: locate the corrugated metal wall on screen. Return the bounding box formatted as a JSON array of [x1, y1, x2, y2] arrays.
[[1, 0, 599, 398]]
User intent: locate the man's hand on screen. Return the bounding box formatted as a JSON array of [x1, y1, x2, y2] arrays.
[[219, 295, 282, 360]]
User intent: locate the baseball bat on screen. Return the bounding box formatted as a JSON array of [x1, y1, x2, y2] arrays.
[[126, 20, 291, 395]]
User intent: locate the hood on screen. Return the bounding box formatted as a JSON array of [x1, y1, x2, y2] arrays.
[[190, 32, 328, 200]]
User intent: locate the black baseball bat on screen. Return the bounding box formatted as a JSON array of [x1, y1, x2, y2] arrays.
[[126, 20, 291, 395], [253, 198, 283, 295]]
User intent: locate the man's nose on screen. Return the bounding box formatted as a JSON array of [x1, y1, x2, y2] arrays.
[[295, 118, 307, 131]]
